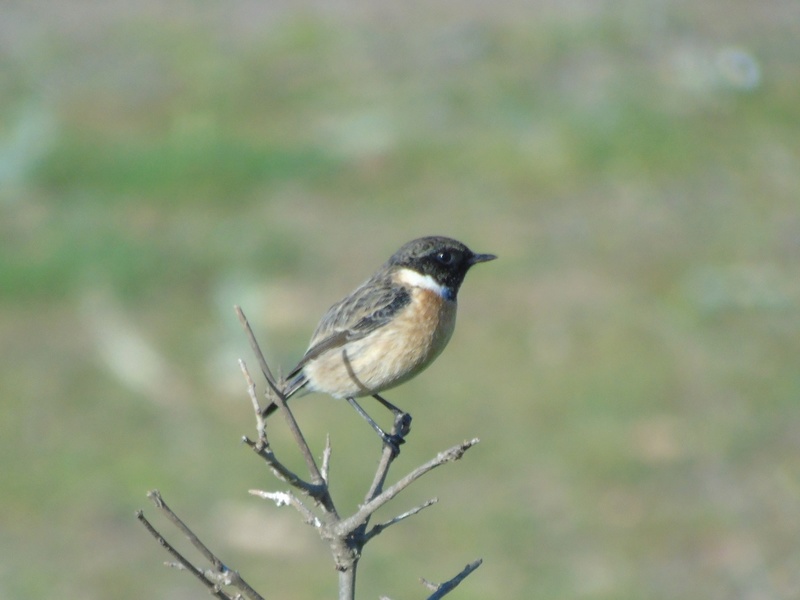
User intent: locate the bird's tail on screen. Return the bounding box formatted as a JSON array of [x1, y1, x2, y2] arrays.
[[262, 369, 308, 418]]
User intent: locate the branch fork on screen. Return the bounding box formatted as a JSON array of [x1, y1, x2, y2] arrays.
[[137, 305, 482, 599]]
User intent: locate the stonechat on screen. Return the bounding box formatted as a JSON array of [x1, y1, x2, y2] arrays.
[[264, 236, 496, 448]]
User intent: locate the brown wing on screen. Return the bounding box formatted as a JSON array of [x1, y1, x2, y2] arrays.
[[287, 276, 411, 378]]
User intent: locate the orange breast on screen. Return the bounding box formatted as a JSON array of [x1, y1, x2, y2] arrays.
[[303, 289, 457, 398]]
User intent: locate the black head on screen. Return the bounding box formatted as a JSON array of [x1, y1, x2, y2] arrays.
[[387, 236, 496, 298]]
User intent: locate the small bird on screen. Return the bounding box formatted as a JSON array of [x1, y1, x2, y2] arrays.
[[264, 236, 496, 448]]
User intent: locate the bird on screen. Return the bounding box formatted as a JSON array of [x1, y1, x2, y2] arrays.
[[263, 235, 496, 449]]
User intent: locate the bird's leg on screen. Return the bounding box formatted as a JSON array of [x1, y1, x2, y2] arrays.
[[372, 393, 412, 439], [346, 396, 406, 455], [371, 393, 404, 416]]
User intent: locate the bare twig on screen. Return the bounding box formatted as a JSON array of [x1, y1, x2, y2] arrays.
[[344, 411, 416, 567], [335, 439, 480, 538], [422, 559, 483, 600], [235, 305, 325, 488], [234, 305, 279, 394], [239, 358, 266, 441], [239, 360, 319, 492], [136, 509, 227, 597], [364, 498, 438, 543], [239, 351, 337, 517], [137, 491, 265, 600], [249, 489, 321, 527], [321, 434, 332, 484], [242, 433, 327, 499], [146, 490, 222, 569], [364, 412, 412, 504]]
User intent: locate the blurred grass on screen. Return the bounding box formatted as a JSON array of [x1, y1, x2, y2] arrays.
[[2, 1, 800, 599]]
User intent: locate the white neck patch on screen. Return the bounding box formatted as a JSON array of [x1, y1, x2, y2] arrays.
[[397, 268, 455, 300]]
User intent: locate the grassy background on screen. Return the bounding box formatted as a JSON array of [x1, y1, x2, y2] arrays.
[[3, 1, 800, 598]]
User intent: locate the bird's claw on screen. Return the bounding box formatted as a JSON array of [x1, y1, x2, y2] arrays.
[[395, 412, 412, 438], [382, 433, 405, 457]]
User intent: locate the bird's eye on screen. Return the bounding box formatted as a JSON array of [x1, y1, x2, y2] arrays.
[[435, 250, 454, 265]]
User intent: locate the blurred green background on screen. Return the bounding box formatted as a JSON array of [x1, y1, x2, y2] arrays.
[[3, 1, 800, 598]]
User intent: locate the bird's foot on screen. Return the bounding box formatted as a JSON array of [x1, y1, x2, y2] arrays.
[[394, 411, 412, 438], [381, 431, 405, 457], [383, 412, 412, 457]]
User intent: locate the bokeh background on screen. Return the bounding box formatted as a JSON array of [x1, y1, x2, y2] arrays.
[[3, 1, 800, 598]]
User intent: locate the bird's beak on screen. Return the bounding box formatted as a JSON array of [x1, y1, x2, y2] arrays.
[[469, 252, 497, 265]]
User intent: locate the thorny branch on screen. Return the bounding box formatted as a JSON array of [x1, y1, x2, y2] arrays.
[[422, 559, 484, 600], [137, 305, 482, 599], [235, 305, 326, 488], [137, 490, 264, 600]]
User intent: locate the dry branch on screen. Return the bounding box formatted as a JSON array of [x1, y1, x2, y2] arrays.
[[137, 305, 482, 599], [137, 491, 264, 600], [422, 559, 484, 600]]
